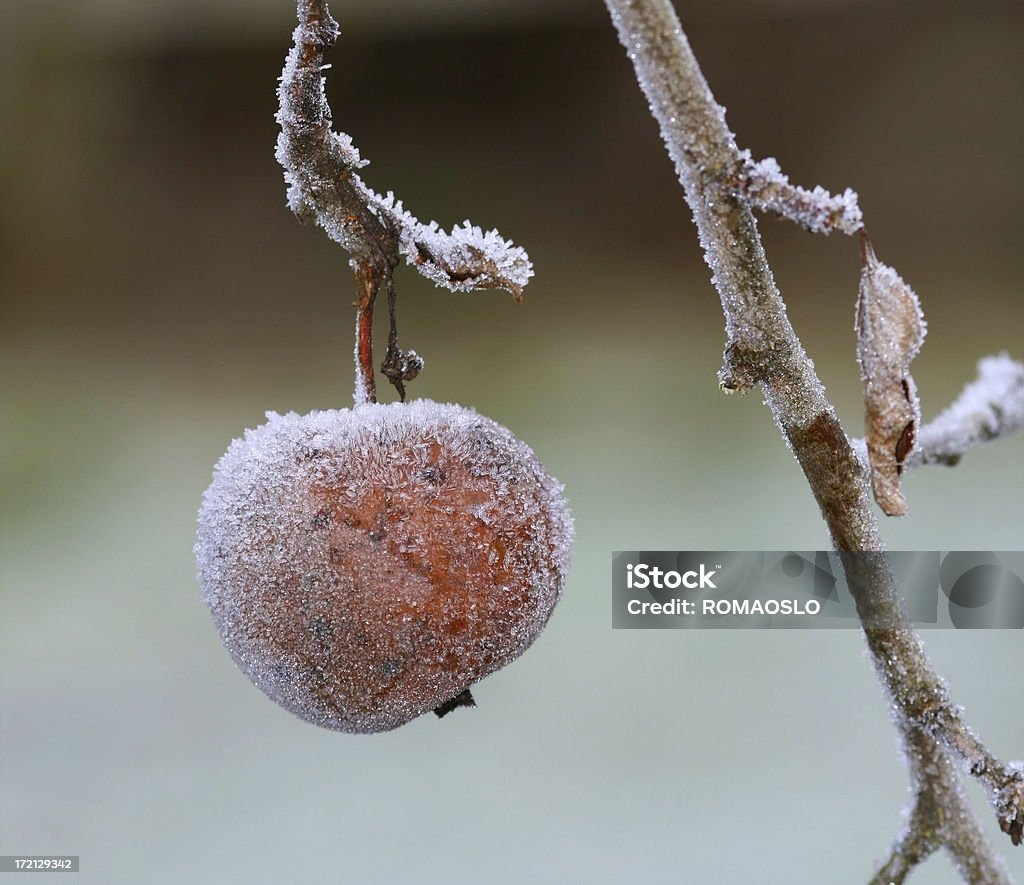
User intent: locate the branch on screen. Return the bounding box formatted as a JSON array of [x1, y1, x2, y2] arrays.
[[739, 153, 863, 235], [911, 354, 1024, 468], [602, 0, 872, 544], [276, 0, 532, 402], [604, 0, 1022, 878], [871, 729, 1012, 885]]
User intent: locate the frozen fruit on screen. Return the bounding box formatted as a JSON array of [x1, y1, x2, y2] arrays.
[[196, 399, 573, 733]]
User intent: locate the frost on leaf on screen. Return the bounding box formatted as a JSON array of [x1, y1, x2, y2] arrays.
[[856, 233, 927, 516]]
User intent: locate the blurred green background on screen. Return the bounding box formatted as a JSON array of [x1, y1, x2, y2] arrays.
[[2, 0, 1022, 882]]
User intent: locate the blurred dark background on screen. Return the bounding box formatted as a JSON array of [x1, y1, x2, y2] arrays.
[[2, 1, 1022, 882]]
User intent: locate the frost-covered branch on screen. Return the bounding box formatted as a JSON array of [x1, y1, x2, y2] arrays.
[[604, 0, 1022, 879], [871, 729, 1011, 885], [841, 554, 1024, 857], [910, 354, 1024, 468], [276, 0, 532, 402], [603, 0, 871, 542], [740, 154, 863, 235]]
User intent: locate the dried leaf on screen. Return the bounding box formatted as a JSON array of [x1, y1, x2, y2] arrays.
[[856, 232, 927, 516]]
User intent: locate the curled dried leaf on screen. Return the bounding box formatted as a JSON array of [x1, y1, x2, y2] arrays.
[[855, 232, 927, 516]]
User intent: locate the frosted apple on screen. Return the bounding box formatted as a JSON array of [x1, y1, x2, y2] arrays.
[[196, 400, 573, 733]]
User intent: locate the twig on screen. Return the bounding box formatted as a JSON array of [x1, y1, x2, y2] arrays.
[[739, 153, 863, 235], [603, 0, 867, 538], [604, 0, 1022, 878], [352, 259, 379, 405], [845, 553, 1024, 852], [871, 729, 1011, 885], [276, 0, 532, 402], [911, 354, 1024, 468]]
